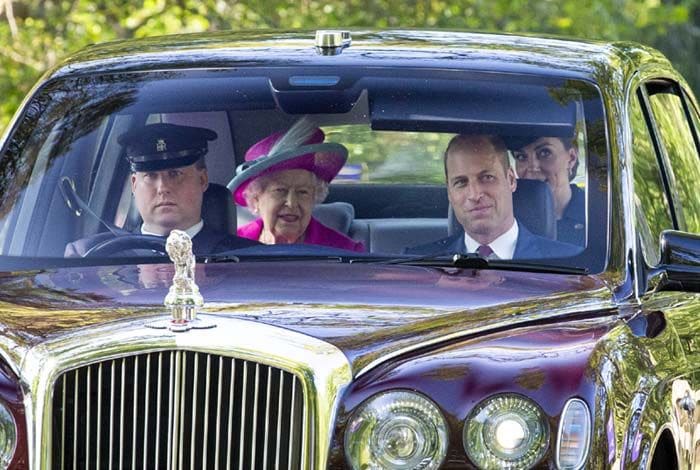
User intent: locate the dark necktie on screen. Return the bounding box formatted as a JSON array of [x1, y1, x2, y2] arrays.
[[476, 244, 494, 258]]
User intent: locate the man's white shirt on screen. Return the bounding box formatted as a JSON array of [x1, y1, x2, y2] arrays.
[[141, 219, 204, 239], [463, 220, 519, 260]]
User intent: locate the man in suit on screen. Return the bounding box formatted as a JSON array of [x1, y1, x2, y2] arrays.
[[65, 123, 258, 257], [406, 134, 576, 259]]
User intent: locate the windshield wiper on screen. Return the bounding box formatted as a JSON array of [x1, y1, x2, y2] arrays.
[[361, 252, 588, 274], [364, 252, 487, 267], [203, 244, 376, 263], [203, 253, 352, 263], [202, 254, 240, 263]]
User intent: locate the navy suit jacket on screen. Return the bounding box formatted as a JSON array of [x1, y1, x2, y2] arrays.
[[405, 222, 578, 259], [65, 225, 259, 257]]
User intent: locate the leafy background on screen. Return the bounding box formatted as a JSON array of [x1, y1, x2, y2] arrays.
[[1, 0, 698, 134]]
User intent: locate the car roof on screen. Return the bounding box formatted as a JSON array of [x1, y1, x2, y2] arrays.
[[49, 29, 673, 83]]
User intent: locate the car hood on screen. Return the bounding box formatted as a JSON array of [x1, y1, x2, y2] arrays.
[[0, 261, 614, 375]]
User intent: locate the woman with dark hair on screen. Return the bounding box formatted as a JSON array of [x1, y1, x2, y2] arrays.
[[511, 136, 585, 246]]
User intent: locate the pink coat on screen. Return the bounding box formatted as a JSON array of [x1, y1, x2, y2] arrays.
[[238, 217, 365, 252]]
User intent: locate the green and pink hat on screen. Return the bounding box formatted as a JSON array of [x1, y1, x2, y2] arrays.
[[228, 126, 348, 207]]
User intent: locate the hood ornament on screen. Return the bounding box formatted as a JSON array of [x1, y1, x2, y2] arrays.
[[147, 230, 215, 332]]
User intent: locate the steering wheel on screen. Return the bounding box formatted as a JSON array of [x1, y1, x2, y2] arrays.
[[83, 234, 168, 258]]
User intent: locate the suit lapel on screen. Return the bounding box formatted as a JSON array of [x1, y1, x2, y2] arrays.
[[445, 233, 467, 254], [513, 223, 544, 258]]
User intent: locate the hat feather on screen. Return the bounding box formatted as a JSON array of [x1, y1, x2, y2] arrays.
[[266, 116, 317, 158]]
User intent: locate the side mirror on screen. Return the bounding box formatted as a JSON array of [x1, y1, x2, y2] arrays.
[[657, 230, 700, 291]]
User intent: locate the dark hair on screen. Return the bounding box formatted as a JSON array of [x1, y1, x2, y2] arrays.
[[443, 134, 509, 176], [194, 156, 207, 170], [558, 137, 579, 181], [515, 136, 579, 181]]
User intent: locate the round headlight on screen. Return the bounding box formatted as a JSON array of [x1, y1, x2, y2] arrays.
[[464, 394, 549, 469], [345, 390, 448, 470], [0, 402, 16, 466]]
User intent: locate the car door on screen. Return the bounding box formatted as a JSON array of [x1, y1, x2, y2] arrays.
[[634, 78, 700, 467]]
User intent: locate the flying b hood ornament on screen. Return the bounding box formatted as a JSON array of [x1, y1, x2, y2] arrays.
[[148, 230, 215, 332]]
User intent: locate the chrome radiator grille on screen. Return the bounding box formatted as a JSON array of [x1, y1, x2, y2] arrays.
[[51, 351, 305, 469]]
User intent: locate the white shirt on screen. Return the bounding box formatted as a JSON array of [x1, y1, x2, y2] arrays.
[[141, 219, 204, 239], [463, 220, 519, 260]]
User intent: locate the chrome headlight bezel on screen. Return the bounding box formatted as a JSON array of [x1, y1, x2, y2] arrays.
[[344, 389, 449, 470], [463, 393, 549, 469]]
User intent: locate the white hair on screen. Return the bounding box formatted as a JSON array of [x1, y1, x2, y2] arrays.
[[243, 171, 329, 213]]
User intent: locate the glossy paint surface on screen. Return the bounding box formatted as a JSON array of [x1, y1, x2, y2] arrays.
[[49, 30, 663, 84], [0, 262, 611, 375], [329, 319, 616, 468], [0, 361, 27, 468]]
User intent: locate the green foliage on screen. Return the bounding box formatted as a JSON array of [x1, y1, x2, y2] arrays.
[[1, 0, 699, 133]]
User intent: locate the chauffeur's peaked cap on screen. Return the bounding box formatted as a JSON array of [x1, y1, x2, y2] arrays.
[[119, 123, 218, 172]]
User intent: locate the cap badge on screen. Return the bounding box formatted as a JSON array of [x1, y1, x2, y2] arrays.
[[156, 138, 167, 152]]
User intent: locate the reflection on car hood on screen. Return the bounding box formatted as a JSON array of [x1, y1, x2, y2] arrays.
[[0, 262, 613, 374]]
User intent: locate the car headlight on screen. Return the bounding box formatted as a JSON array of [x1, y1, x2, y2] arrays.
[[345, 390, 448, 470], [0, 402, 16, 466], [464, 393, 549, 469], [556, 398, 591, 469]]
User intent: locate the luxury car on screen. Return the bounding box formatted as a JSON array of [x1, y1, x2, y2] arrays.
[[0, 28, 699, 469]]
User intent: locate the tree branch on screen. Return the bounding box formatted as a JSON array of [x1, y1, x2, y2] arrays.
[[1, 0, 18, 38], [0, 46, 45, 70]]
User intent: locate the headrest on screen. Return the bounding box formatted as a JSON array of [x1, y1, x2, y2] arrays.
[[124, 183, 236, 235], [448, 179, 556, 239], [312, 202, 355, 234]]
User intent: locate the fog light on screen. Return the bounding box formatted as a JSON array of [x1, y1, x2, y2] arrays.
[[464, 394, 549, 469], [556, 398, 590, 469], [345, 390, 448, 470], [0, 402, 16, 466]]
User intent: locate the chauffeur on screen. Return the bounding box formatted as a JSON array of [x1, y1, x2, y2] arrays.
[[65, 123, 258, 257]]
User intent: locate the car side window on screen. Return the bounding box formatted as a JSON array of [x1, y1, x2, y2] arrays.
[[631, 90, 674, 266], [645, 81, 700, 233]]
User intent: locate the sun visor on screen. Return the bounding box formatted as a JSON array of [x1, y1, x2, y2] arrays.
[[368, 77, 579, 137]]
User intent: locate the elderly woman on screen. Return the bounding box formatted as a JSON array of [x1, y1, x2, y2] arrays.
[[229, 122, 365, 252], [510, 135, 585, 246]]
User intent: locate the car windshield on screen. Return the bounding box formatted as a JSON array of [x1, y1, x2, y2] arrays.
[[0, 67, 607, 272]]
